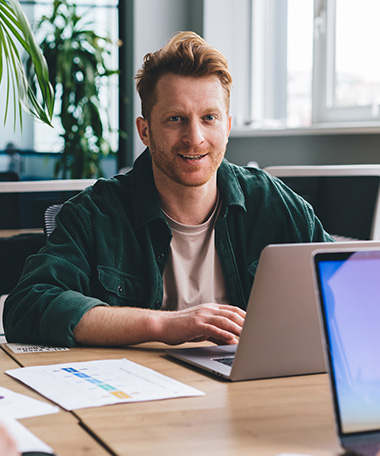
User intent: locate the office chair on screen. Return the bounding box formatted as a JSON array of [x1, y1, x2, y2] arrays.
[[43, 204, 63, 236]]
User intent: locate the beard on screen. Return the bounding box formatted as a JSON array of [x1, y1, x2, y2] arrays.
[[149, 137, 226, 188]]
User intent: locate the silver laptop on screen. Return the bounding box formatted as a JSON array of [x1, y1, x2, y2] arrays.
[[166, 241, 380, 382], [314, 248, 380, 456]]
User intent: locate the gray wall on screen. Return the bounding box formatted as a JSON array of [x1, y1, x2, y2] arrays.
[[227, 133, 380, 168]]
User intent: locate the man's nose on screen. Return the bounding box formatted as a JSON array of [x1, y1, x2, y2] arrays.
[[183, 120, 205, 147]]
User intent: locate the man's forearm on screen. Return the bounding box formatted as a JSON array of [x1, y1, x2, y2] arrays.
[[73, 303, 246, 347], [73, 306, 162, 346]]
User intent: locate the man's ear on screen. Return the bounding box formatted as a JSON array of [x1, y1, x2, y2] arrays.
[[136, 117, 150, 146], [227, 114, 232, 136]]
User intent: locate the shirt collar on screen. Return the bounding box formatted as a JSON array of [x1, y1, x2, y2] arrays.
[[217, 158, 247, 212], [132, 149, 164, 229]]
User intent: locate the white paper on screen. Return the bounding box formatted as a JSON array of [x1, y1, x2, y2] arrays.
[[6, 343, 69, 353], [6, 358, 204, 410], [0, 417, 54, 454], [0, 386, 59, 419]]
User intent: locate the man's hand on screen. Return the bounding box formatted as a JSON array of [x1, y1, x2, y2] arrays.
[[157, 303, 246, 345], [74, 303, 246, 347]]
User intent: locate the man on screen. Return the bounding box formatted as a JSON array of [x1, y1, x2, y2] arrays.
[[3, 32, 333, 347]]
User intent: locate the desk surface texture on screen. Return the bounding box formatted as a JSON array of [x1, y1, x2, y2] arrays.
[[0, 342, 342, 456]]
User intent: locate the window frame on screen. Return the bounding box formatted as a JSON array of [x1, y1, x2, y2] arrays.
[[204, 0, 380, 135], [1, 0, 120, 154], [312, 0, 380, 125]]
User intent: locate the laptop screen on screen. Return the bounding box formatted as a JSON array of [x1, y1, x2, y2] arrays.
[[315, 250, 380, 435]]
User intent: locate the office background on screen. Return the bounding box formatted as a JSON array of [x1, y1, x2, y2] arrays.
[[1, 0, 380, 179]]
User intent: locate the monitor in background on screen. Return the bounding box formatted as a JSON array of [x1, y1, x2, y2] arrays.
[[265, 165, 380, 241], [0, 179, 96, 230], [0, 179, 96, 295]]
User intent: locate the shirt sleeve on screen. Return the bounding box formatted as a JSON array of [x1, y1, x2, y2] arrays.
[[3, 201, 108, 347]]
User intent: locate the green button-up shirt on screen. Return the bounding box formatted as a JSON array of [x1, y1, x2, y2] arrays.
[[3, 149, 333, 346]]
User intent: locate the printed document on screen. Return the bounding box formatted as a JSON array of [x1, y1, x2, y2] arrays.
[[6, 358, 204, 410]]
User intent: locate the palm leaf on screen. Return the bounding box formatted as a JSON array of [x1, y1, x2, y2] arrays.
[[0, 0, 54, 127]]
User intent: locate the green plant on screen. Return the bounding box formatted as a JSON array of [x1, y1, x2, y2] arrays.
[[0, 0, 54, 128], [27, 0, 119, 179]]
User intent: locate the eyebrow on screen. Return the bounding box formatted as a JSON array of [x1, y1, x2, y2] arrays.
[[161, 105, 225, 116]]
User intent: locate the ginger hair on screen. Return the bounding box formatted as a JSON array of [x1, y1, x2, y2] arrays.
[[135, 31, 232, 119]]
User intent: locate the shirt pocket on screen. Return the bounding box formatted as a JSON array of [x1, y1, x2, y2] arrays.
[[97, 265, 148, 306]]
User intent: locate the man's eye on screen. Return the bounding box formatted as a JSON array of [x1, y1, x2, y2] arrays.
[[204, 115, 215, 121], [169, 116, 182, 122]]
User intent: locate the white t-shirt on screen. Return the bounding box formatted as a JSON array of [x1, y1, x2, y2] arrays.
[[162, 198, 229, 311]]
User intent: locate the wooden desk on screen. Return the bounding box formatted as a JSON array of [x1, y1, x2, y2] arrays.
[[0, 347, 109, 455], [0, 229, 44, 238], [2, 343, 343, 456]]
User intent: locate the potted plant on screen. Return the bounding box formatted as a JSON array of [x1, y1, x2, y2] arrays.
[[0, 0, 54, 127], [26, 0, 119, 179]]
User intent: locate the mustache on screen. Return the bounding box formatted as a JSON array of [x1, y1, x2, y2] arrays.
[[173, 145, 212, 155]]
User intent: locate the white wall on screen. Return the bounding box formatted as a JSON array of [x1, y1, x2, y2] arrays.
[[132, 0, 194, 159], [203, 0, 252, 127]]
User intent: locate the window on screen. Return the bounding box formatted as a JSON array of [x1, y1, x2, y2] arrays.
[[206, 0, 380, 131], [313, 0, 380, 123], [288, 0, 314, 127], [0, 0, 119, 152], [33, 0, 119, 153], [250, 0, 314, 129]]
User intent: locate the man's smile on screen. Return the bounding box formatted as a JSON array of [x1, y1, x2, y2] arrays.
[[179, 153, 207, 160]]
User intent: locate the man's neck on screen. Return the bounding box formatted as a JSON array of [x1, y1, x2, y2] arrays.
[[155, 176, 218, 226]]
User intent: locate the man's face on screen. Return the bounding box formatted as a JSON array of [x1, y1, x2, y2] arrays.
[[136, 73, 232, 188]]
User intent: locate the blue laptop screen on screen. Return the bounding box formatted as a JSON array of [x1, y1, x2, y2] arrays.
[[316, 251, 380, 434]]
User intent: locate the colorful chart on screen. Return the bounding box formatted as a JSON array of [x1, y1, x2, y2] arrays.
[[6, 358, 204, 410]]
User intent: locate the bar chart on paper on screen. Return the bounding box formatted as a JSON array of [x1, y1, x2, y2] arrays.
[[6, 358, 204, 410], [60, 366, 132, 399]]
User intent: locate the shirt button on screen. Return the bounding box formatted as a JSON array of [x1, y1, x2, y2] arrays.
[[154, 301, 161, 309], [157, 253, 165, 260], [117, 285, 123, 293]]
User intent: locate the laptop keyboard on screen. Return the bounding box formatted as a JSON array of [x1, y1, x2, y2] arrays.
[[212, 356, 235, 367]]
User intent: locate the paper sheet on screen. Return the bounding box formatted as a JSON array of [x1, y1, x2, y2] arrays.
[[6, 343, 69, 353], [0, 386, 59, 419], [6, 358, 204, 410], [0, 417, 54, 454]]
